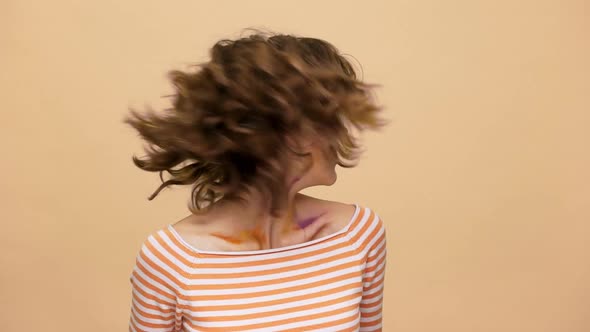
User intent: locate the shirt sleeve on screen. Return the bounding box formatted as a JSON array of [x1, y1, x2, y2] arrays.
[[129, 235, 180, 332], [359, 215, 387, 331]]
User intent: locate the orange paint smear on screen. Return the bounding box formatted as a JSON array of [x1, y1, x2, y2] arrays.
[[209, 232, 245, 245], [211, 218, 292, 249], [251, 223, 267, 248], [210, 227, 267, 246]]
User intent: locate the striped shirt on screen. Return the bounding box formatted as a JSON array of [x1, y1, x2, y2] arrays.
[[129, 205, 387, 331]]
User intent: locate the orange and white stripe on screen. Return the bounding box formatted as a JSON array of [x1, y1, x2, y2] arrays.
[[129, 205, 387, 332]]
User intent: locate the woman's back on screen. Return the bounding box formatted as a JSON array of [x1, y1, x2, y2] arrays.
[[129, 202, 386, 331], [170, 195, 357, 253]]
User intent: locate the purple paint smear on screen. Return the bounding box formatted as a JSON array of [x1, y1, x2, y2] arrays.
[[297, 213, 325, 229], [290, 176, 301, 187]]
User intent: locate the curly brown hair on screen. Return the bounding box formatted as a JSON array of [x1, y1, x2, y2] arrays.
[[125, 31, 385, 215]]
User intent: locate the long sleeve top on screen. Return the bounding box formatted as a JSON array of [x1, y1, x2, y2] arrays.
[[129, 205, 387, 332]]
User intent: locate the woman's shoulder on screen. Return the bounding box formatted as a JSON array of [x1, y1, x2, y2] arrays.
[[297, 194, 380, 221], [297, 194, 354, 212], [132, 225, 174, 256], [296, 194, 384, 234]]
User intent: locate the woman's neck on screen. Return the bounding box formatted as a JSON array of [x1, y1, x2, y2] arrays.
[[209, 191, 321, 250]]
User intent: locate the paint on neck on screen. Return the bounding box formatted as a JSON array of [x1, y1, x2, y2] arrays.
[[210, 212, 326, 246], [295, 212, 326, 230], [209, 232, 244, 245]]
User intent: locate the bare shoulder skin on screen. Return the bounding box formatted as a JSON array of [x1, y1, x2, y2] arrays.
[[171, 194, 357, 252]]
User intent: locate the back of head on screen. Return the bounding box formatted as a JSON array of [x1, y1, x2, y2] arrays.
[[125, 31, 385, 215]]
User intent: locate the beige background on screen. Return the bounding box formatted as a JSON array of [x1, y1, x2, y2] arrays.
[[1, 1, 589, 331]]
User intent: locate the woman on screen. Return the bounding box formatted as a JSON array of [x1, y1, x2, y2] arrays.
[[126, 31, 387, 332]]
